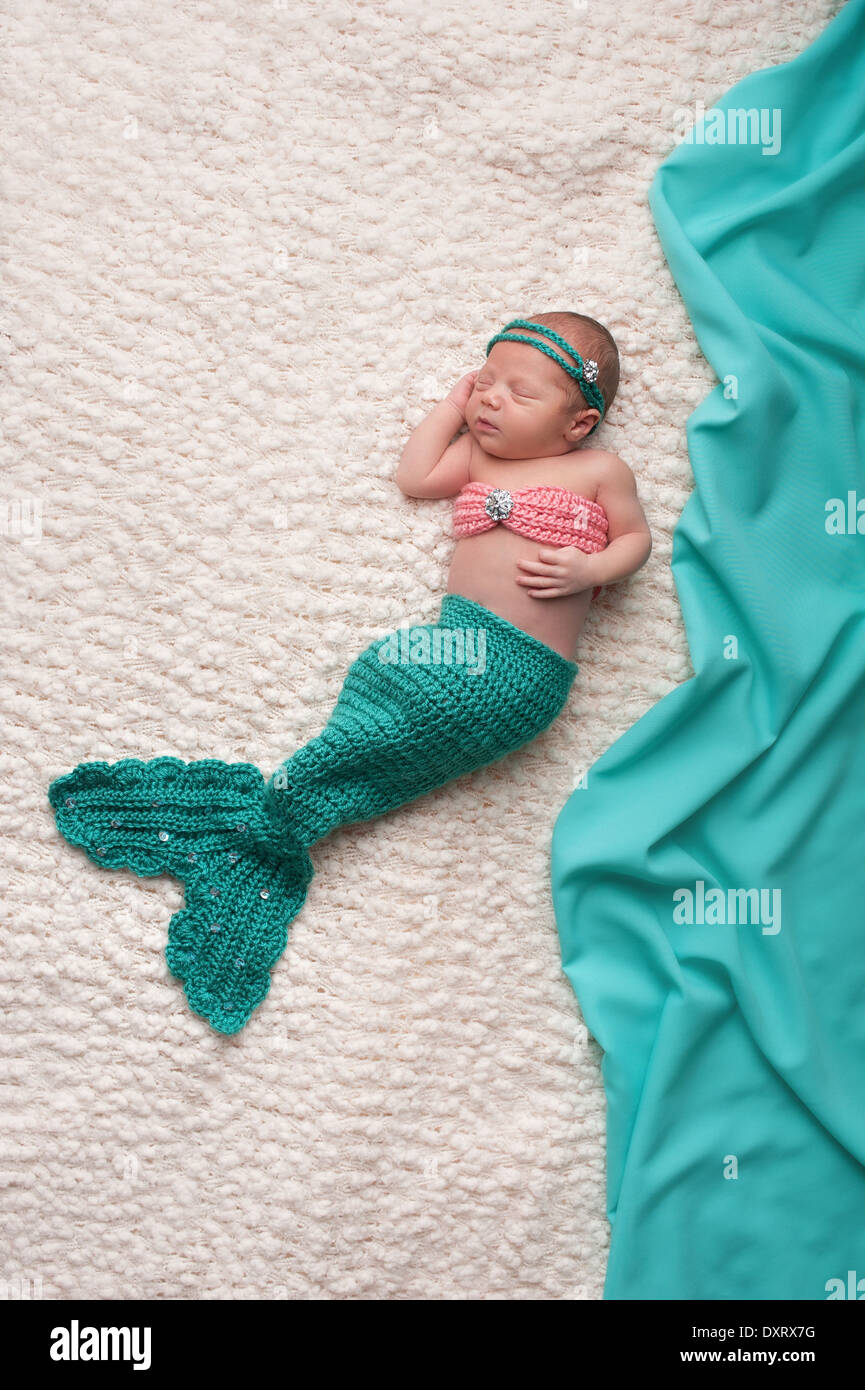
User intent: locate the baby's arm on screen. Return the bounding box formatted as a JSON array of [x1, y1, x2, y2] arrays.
[[516, 453, 652, 598], [395, 372, 477, 499], [590, 453, 653, 584]]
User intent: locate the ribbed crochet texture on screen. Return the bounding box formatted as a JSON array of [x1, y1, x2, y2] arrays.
[[48, 595, 577, 1035], [453, 482, 609, 549]]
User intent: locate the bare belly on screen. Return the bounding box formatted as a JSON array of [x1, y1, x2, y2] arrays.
[[446, 529, 592, 662]]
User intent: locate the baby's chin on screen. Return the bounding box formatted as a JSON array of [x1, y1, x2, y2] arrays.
[[471, 433, 538, 462], [468, 422, 512, 456]]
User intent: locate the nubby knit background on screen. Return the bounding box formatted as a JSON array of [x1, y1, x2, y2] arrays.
[[1, 0, 837, 1300]]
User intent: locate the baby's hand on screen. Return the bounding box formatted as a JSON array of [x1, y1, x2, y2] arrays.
[[445, 370, 479, 417], [515, 546, 598, 598]]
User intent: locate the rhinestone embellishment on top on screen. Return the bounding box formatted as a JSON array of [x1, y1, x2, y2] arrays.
[[582, 359, 599, 384], [485, 488, 513, 521]]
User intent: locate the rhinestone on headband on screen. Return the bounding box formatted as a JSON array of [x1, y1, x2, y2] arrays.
[[582, 359, 599, 383]]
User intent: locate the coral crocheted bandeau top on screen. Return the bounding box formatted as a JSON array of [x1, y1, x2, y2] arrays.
[[453, 481, 609, 599]]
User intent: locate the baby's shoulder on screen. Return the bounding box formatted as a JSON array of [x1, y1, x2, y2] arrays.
[[576, 447, 633, 477], [568, 447, 635, 498]]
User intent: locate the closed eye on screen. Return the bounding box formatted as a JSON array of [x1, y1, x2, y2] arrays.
[[475, 378, 534, 398]]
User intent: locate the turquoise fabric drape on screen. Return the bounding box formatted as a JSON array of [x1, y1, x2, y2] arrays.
[[551, 0, 865, 1300]]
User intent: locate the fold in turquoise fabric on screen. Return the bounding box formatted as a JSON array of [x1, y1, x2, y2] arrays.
[[551, 0, 865, 1300]]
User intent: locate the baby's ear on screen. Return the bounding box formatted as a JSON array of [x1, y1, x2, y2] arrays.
[[569, 410, 601, 441]]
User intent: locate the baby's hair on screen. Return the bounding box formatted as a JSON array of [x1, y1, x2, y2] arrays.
[[523, 310, 620, 422]]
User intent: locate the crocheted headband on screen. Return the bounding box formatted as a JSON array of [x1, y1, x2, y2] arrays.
[[485, 318, 605, 434]]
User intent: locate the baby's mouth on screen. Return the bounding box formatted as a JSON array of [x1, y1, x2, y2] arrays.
[[476, 415, 499, 431]]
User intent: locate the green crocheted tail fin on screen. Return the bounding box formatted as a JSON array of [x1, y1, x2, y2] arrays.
[[47, 757, 314, 1035]]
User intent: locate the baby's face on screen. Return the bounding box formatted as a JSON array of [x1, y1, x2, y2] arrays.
[[465, 335, 599, 458]]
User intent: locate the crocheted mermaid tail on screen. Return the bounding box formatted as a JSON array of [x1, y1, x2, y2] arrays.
[[48, 757, 314, 1036], [48, 595, 577, 1034], [260, 594, 578, 849]]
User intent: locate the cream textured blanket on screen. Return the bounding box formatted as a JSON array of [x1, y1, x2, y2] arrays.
[[2, 0, 834, 1301]]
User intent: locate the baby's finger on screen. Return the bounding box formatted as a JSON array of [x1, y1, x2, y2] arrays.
[[517, 574, 560, 588], [527, 586, 564, 599], [516, 558, 561, 575]]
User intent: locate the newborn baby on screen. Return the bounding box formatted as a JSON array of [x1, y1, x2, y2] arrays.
[[397, 312, 651, 661], [47, 311, 653, 1036]]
